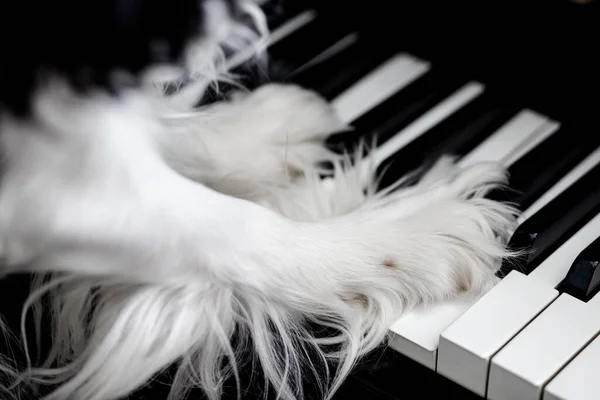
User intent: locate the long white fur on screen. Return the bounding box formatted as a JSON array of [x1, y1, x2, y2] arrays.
[[0, 2, 520, 400]]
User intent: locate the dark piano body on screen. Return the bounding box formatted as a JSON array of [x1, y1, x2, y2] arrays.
[[206, 1, 600, 399], [258, 0, 599, 124], [276, 1, 599, 399], [160, 0, 600, 398], [2, 0, 600, 399]]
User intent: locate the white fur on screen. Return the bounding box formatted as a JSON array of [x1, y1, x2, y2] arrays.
[[0, 81, 518, 399], [161, 83, 346, 201], [0, 2, 520, 400]]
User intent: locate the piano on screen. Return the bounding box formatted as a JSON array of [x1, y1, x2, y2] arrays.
[[193, 0, 600, 399], [2, 0, 599, 399]]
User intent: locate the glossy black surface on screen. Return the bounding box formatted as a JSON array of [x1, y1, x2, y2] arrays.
[[376, 92, 520, 189], [489, 120, 600, 211], [558, 235, 600, 301], [497, 163, 600, 278], [326, 70, 469, 153], [2, 1, 600, 400]]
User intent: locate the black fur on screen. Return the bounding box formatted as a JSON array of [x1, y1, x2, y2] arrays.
[[0, 0, 239, 115]]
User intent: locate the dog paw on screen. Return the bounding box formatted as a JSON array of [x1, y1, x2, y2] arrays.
[[304, 161, 519, 307], [226, 83, 346, 143], [182, 83, 346, 200]]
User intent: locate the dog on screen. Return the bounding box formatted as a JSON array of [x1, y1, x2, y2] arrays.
[[0, 1, 519, 399]]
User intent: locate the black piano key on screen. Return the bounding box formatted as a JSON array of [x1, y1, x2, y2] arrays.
[[557, 235, 600, 301], [197, 12, 353, 106], [375, 92, 520, 190], [267, 14, 351, 69], [497, 162, 600, 278], [194, 6, 323, 106], [290, 36, 399, 100], [285, 32, 359, 77], [326, 70, 468, 153], [489, 120, 600, 211], [262, 1, 311, 31]]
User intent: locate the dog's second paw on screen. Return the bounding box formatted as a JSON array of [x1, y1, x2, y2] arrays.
[[183, 83, 346, 200], [226, 83, 346, 143]]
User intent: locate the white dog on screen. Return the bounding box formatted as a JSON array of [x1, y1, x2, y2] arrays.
[[0, 1, 518, 399]]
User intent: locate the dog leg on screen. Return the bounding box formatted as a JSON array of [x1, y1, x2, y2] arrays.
[[0, 84, 517, 400]]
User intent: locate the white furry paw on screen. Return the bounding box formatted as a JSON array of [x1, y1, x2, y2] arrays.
[[227, 83, 346, 142], [184, 83, 346, 200], [299, 160, 519, 309], [376, 162, 516, 299]]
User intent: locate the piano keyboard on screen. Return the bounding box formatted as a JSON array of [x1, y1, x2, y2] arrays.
[[209, 2, 600, 399]]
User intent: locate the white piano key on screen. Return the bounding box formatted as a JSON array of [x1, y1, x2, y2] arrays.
[[544, 331, 600, 400], [437, 271, 559, 396], [332, 54, 430, 123], [503, 120, 560, 166], [435, 145, 600, 392], [389, 299, 475, 369], [434, 128, 600, 398], [458, 110, 558, 168], [489, 294, 600, 400], [386, 110, 554, 368], [487, 212, 600, 400], [359, 82, 484, 179], [389, 332, 439, 370], [489, 292, 600, 400], [521, 146, 600, 222], [439, 208, 600, 396]]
